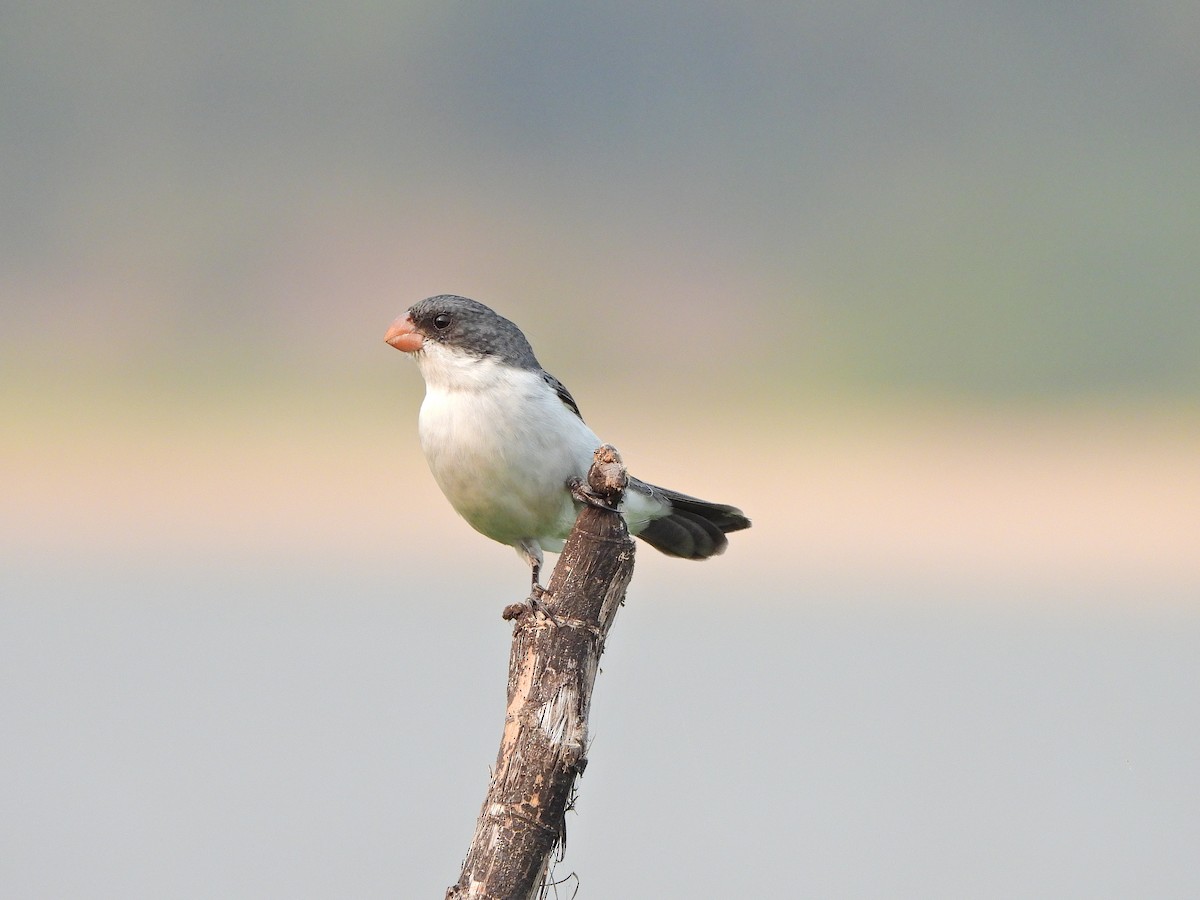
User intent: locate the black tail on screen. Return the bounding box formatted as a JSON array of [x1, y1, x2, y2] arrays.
[[632, 481, 751, 561]]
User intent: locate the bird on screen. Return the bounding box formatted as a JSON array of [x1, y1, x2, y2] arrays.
[[384, 294, 750, 598]]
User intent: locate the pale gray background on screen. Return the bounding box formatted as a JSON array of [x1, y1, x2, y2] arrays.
[[4, 3, 1199, 897]]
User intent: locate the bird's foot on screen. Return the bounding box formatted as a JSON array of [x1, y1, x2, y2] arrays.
[[502, 581, 560, 625], [527, 582, 561, 625], [568, 476, 617, 510]]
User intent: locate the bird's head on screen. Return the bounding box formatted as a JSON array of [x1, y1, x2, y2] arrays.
[[384, 295, 539, 370]]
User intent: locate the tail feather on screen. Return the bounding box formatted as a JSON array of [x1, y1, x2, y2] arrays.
[[630, 480, 751, 560]]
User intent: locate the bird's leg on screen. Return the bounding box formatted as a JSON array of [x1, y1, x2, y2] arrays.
[[528, 557, 545, 600], [503, 539, 558, 624], [525, 562, 561, 624], [567, 475, 616, 510], [518, 540, 546, 598]]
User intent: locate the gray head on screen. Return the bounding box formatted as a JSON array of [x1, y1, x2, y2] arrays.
[[387, 295, 541, 370]]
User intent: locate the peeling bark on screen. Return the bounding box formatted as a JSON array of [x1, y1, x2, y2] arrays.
[[446, 445, 635, 900]]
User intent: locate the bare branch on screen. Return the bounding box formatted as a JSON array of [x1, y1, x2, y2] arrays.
[[446, 445, 635, 900]]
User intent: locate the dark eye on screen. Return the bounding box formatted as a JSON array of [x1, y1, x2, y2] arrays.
[[432, 313, 452, 330]]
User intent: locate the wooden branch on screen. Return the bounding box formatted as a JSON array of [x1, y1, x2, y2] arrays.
[[446, 445, 636, 900]]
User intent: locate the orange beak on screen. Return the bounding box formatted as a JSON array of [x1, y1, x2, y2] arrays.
[[384, 313, 425, 352]]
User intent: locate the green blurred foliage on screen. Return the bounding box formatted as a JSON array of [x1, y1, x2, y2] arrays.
[[3, 2, 1198, 403]]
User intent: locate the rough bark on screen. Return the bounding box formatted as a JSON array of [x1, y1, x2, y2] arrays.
[[446, 445, 635, 900]]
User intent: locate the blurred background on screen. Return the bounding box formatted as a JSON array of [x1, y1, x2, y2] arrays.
[[3, 3, 1198, 897]]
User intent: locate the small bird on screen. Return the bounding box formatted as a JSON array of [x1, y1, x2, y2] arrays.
[[385, 295, 750, 596]]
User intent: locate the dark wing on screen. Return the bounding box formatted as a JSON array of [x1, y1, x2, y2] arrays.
[[542, 370, 583, 420]]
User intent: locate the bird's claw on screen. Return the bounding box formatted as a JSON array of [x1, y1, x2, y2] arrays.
[[503, 584, 560, 625], [529, 583, 561, 624], [504, 571, 564, 628], [568, 476, 617, 510]]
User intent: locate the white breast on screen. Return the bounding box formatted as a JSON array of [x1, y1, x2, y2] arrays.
[[415, 345, 603, 551]]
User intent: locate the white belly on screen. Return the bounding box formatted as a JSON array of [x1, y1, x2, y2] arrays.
[[417, 366, 601, 551]]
